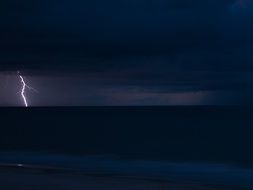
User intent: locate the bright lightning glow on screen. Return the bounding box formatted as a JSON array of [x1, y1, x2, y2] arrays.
[[18, 72, 37, 107], [19, 75, 28, 107]]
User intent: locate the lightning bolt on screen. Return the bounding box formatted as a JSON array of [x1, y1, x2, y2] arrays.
[[18, 72, 37, 107]]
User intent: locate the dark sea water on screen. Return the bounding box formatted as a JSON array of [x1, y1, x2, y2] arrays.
[[1, 106, 253, 165], [1, 106, 253, 189]]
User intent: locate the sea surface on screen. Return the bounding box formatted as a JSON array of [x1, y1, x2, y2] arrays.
[[0, 106, 253, 189], [1, 106, 253, 164]]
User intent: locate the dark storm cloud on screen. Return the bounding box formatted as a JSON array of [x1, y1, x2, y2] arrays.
[[1, 0, 253, 94]]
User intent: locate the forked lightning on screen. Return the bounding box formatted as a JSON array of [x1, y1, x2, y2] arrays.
[[18, 72, 37, 107]]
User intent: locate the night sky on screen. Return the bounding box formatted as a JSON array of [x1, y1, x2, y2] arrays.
[[1, 0, 253, 106]]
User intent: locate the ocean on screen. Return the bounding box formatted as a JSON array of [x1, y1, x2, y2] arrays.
[[1, 106, 253, 189], [0, 106, 253, 165]]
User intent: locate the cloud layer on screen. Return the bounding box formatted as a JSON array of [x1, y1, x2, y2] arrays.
[[0, 0, 253, 105]]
